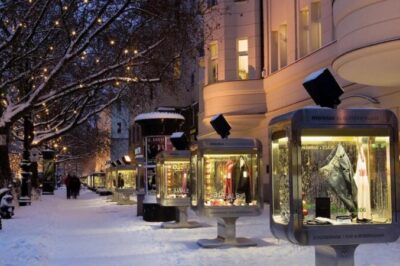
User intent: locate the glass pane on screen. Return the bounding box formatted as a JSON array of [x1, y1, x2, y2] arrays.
[[203, 154, 258, 207], [299, 9, 309, 58], [270, 31, 278, 73], [210, 43, 218, 59], [191, 154, 198, 206], [238, 55, 248, 80], [310, 1, 321, 51], [238, 39, 248, 52], [271, 136, 290, 224], [301, 136, 392, 225], [279, 24, 288, 68], [164, 161, 190, 199]]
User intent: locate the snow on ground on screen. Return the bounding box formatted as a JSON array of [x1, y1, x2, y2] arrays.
[[0, 187, 399, 266]]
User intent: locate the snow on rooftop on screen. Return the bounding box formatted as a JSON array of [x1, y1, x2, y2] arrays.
[[134, 112, 184, 122]]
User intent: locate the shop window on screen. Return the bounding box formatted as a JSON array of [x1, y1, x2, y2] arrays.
[[237, 38, 248, 80], [208, 42, 218, 84]]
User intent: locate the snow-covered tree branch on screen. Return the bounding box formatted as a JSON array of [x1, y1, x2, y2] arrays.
[[0, 0, 204, 186]]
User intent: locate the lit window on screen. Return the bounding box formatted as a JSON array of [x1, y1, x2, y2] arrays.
[[279, 24, 288, 68], [237, 39, 248, 80], [270, 31, 278, 73], [310, 1, 322, 52], [208, 42, 218, 83], [299, 8, 310, 58], [298, 1, 321, 58]]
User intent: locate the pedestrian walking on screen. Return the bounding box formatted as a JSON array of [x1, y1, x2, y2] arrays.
[[70, 175, 81, 199], [64, 174, 72, 199]]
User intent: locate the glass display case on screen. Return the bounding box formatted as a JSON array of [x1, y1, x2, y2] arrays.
[[156, 150, 191, 206], [191, 138, 263, 247], [269, 107, 400, 263], [155, 150, 201, 229]]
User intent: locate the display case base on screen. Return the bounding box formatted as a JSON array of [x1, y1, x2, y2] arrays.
[[197, 217, 257, 248], [315, 244, 358, 266], [161, 206, 201, 229], [197, 237, 257, 248], [162, 221, 202, 229], [143, 203, 176, 222]]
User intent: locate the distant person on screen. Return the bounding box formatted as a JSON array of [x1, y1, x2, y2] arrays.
[[117, 174, 124, 188], [70, 175, 81, 199], [64, 174, 72, 199]]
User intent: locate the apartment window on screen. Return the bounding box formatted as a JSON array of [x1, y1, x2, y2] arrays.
[[208, 42, 218, 83], [310, 1, 322, 51], [237, 38, 248, 80], [279, 24, 288, 68], [270, 24, 288, 73], [270, 31, 279, 73], [299, 8, 309, 58], [298, 1, 322, 58]]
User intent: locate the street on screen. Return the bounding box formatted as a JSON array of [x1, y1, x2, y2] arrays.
[[0, 188, 399, 266]]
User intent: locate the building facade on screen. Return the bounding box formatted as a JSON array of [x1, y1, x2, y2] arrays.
[[200, 0, 400, 196]]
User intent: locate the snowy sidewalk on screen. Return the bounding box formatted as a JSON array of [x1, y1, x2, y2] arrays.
[[0, 188, 399, 266]]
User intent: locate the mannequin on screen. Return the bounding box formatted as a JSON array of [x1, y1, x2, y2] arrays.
[[224, 160, 235, 202], [354, 143, 372, 221], [181, 170, 187, 194], [237, 156, 251, 203]]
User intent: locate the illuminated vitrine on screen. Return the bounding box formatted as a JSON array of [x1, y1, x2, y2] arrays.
[[269, 107, 400, 264], [155, 150, 200, 229], [191, 138, 263, 247], [156, 150, 191, 206]]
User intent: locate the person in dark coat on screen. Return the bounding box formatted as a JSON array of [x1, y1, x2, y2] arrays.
[[69, 175, 81, 199], [64, 174, 72, 199]]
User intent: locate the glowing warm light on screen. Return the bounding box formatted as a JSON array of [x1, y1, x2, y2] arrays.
[[55, 21, 59, 26], [110, 40, 115, 45], [124, 49, 128, 54], [71, 31, 76, 36], [134, 49, 138, 54]]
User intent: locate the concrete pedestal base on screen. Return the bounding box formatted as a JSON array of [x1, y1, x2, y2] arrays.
[[315, 244, 358, 266], [197, 217, 257, 248], [161, 206, 201, 229]]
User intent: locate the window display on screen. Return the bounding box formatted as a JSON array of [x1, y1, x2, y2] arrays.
[[269, 107, 400, 247], [191, 138, 263, 247], [203, 154, 257, 207], [272, 135, 391, 225]]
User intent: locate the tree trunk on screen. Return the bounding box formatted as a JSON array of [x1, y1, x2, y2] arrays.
[[0, 126, 12, 187]]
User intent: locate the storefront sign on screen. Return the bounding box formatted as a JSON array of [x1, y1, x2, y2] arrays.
[[145, 136, 166, 165]]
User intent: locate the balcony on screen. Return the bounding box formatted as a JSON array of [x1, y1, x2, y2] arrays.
[[332, 0, 400, 86]]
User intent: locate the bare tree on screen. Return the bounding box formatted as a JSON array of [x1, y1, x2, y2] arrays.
[[0, 0, 204, 186]]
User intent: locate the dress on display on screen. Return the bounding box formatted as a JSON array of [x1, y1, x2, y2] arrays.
[[237, 159, 251, 203], [354, 144, 372, 220], [224, 160, 235, 202]]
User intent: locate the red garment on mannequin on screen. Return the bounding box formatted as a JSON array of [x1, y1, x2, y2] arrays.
[[224, 160, 234, 200]]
